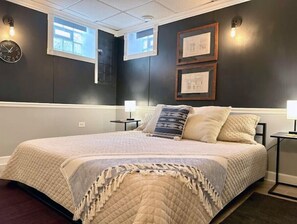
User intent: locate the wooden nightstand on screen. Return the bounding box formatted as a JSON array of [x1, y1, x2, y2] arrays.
[[110, 119, 141, 131], [269, 132, 297, 200]]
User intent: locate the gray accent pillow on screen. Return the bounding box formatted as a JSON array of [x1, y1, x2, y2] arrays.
[[153, 106, 190, 139], [143, 104, 193, 133]]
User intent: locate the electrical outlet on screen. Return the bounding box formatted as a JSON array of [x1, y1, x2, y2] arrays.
[[78, 122, 86, 128]]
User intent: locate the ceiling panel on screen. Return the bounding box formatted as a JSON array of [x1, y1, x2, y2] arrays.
[[101, 13, 143, 30], [155, 0, 212, 13], [62, 8, 94, 22], [31, 0, 81, 9], [127, 1, 174, 20], [68, 0, 120, 21], [12, 0, 242, 33], [100, 0, 152, 11]]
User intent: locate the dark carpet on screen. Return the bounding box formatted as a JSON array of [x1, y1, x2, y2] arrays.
[[221, 192, 297, 224]]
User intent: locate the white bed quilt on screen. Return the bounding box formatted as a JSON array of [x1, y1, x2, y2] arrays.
[[1, 131, 267, 224]]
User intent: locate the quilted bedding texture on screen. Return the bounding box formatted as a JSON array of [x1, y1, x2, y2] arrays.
[[1, 131, 267, 224]]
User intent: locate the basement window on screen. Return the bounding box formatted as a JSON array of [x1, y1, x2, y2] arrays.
[[124, 26, 158, 61], [47, 15, 97, 63]]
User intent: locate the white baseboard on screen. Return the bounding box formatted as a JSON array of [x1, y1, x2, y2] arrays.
[[265, 171, 297, 185]]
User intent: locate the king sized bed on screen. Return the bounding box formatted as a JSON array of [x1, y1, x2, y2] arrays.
[[1, 129, 266, 224]]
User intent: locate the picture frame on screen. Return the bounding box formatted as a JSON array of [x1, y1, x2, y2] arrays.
[[175, 63, 217, 101], [176, 22, 218, 65]]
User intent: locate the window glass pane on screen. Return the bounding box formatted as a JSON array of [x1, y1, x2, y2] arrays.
[[127, 28, 154, 55], [52, 17, 95, 59], [63, 40, 73, 53], [124, 27, 157, 60], [53, 37, 63, 51]]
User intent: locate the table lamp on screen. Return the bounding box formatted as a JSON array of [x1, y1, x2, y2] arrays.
[[125, 100, 136, 120], [287, 100, 297, 134]]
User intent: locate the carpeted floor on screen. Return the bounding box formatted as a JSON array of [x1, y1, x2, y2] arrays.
[[221, 192, 297, 224]]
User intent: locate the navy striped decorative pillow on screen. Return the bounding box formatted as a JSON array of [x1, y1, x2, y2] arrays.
[[153, 107, 190, 139]]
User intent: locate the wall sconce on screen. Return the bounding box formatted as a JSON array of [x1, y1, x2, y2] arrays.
[[3, 15, 15, 37], [287, 100, 297, 134], [125, 100, 136, 120], [231, 16, 242, 38]]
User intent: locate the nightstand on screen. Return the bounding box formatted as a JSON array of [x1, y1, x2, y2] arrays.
[[269, 132, 297, 200], [110, 119, 141, 131]]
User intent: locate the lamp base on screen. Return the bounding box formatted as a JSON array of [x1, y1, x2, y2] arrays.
[[126, 118, 135, 121], [288, 131, 297, 135]]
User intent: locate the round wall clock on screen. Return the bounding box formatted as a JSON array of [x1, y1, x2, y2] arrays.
[[0, 40, 22, 63]]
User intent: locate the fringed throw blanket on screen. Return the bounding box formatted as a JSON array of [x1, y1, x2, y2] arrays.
[[61, 155, 227, 224]]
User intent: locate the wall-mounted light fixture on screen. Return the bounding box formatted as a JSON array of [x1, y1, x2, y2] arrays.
[[3, 15, 15, 37], [231, 16, 242, 38]]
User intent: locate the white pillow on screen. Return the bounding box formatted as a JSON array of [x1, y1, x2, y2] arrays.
[[135, 111, 154, 131], [183, 106, 231, 143], [143, 104, 193, 133], [217, 114, 260, 144]]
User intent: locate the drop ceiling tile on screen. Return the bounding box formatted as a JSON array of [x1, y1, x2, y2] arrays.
[[31, 0, 80, 9], [68, 0, 120, 21], [62, 9, 94, 22], [101, 13, 143, 30], [127, 1, 174, 20], [100, 0, 152, 11], [155, 0, 212, 13]]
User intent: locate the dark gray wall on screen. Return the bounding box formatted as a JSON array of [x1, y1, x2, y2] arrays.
[[116, 0, 297, 108], [0, 1, 116, 105]]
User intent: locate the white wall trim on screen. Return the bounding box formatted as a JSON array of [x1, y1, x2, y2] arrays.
[[0, 101, 121, 110], [6, 0, 117, 35], [115, 105, 286, 115], [0, 102, 287, 114], [7, 0, 249, 37], [116, 0, 251, 36], [266, 171, 297, 185], [231, 107, 286, 115]]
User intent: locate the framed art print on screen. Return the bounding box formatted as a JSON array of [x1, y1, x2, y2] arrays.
[[175, 63, 217, 101], [177, 22, 218, 65]]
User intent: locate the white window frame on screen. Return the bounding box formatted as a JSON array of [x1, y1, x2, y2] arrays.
[[47, 14, 99, 83], [124, 25, 158, 61]]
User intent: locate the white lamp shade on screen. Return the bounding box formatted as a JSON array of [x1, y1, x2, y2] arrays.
[[125, 100, 136, 112], [287, 100, 297, 119]]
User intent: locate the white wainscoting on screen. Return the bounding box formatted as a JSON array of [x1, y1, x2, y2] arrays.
[[0, 101, 118, 157]]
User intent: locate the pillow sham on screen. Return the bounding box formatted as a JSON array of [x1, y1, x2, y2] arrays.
[[153, 106, 190, 139], [183, 106, 231, 143], [143, 104, 193, 133], [217, 114, 260, 144], [143, 104, 164, 133]]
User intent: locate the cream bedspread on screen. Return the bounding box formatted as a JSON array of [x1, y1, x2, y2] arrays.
[[1, 131, 267, 224]]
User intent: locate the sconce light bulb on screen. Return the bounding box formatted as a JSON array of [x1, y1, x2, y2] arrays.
[[230, 27, 236, 38], [9, 26, 15, 37]]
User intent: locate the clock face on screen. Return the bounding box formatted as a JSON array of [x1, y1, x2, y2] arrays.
[[0, 40, 22, 63]]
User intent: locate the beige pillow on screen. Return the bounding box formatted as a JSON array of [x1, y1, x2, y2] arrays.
[[143, 104, 193, 133], [218, 114, 260, 144], [183, 106, 231, 143]]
